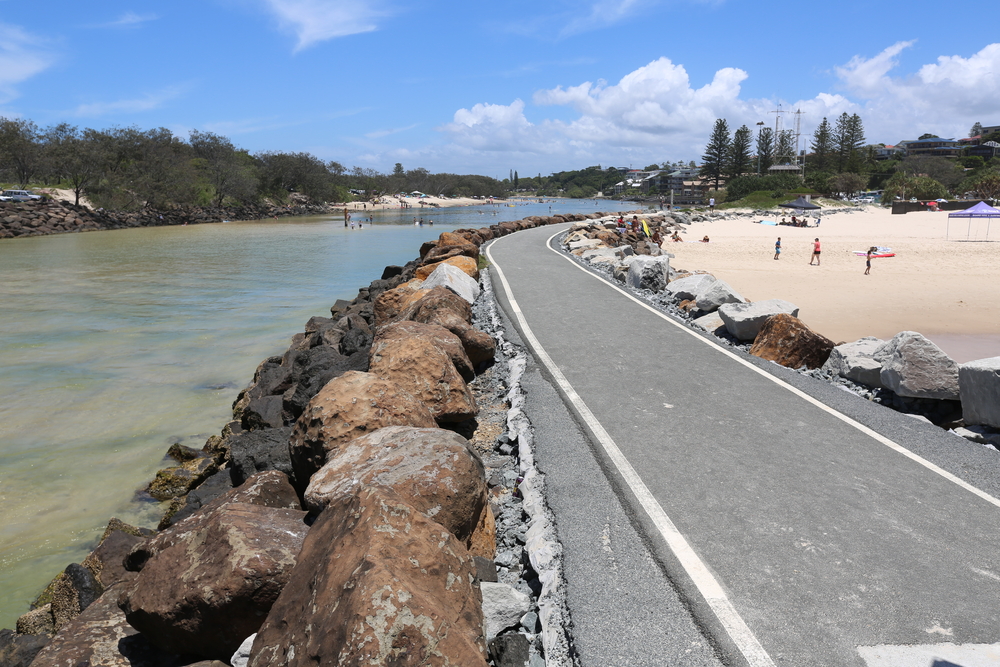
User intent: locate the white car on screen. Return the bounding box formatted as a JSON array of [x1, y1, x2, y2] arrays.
[[1, 189, 42, 201]]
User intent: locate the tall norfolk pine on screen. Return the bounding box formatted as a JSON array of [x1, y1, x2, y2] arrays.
[[700, 118, 731, 190], [726, 125, 753, 180]]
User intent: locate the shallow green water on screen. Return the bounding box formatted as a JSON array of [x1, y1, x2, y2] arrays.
[[0, 200, 631, 627]]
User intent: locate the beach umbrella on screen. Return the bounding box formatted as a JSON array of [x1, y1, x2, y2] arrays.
[[779, 196, 821, 211]]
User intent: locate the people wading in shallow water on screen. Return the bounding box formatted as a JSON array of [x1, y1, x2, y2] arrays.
[[810, 237, 821, 265]]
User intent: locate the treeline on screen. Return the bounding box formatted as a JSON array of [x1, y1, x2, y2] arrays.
[[700, 113, 1000, 202], [0, 118, 504, 212]]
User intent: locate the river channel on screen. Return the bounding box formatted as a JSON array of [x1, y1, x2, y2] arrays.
[[0, 198, 633, 626]]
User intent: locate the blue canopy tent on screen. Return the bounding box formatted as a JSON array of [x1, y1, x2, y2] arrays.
[[947, 201, 999, 240]]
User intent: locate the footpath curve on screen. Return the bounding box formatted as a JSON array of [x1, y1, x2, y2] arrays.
[[487, 222, 1000, 667]]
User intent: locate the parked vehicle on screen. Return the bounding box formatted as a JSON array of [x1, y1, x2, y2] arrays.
[[1, 189, 42, 201]]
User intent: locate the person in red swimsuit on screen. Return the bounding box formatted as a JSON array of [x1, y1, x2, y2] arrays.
[[810, 238, 821, 265]]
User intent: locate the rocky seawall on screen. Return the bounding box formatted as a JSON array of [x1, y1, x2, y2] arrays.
[[562, 214, 1000, 444], [0, 199, 337, 240], [0, 211, 619, 667]]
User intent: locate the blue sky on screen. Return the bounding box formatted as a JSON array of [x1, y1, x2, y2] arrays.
[[3, 0, 998, 177]]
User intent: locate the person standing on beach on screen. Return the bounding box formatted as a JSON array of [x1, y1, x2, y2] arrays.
[[709, 197, 715, 211], [865, 247, 874, 275], [774, 237, 781, 260], [810, 238, 821, 265]]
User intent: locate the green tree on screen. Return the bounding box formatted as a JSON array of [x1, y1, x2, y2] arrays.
[[917, 133, 939, 140], [810, 117, 833, 172], [882, 173, 947, 201], [700, 119, 731, 190], [41, 123, 101, 206], [962, 171, 1000, 200], [833, 113, 866, 173], [970, 122, 983, 138], [756, 127, 774, 173], [0, 117, 42, 187], [393, 162, 404, 177], [897, 156, 964, 190], [775, 130, 796, 165], [513, 170, 519, 190], [189, 130, 258, 206], [725, 125, 753, 179], [828, 172, 868, 198]]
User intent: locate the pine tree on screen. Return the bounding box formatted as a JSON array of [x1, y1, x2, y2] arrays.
[[513, 170, 519, 190], [725, 125, 753, 179], [970, 122, 983, 138], [833, 113, 866, 173], [776, 130, 796, 165], [811, 118, 833, 171], [700, 119, 731, 190], [756, 127, 774, 173]]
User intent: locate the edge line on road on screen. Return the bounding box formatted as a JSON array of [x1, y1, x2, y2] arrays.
[[540, 227, 1000, 512], [485, 233, 778, 667]]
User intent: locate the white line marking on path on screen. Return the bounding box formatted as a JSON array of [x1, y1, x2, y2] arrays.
[[540, 227, 1000, 512], [485, 235, 778, 667]]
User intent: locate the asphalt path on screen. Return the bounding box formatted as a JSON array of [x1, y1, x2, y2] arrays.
[[486, 223, 1000, 667]]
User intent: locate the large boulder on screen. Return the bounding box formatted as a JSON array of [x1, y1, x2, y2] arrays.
[[666, 273, 716, 301], [694, 279, 745, 313], [415, 255, 479, 281], [692, 311, 726, 336], [0, 629, 48, 667], [228, 427, 294, 486], [822, 337, 885, 387], [369, 322, 478, 423], [288, 371, 436, 488], [480, 582, 532, 644], [117, 502, 309, 660], [959, 357, 1000, 427], [398, 288, 496, 366], [282, 345, 370, 422], [626, 255, 671, 293], [422, 262, 481, 304], [749, 314, 835, 369], [304, 426, 488, 543], [247, 487, 488, 667], [25, 583, 189, 667], [125, 470, 301, 572], [873, 331, 960, 400], [372, 281, 428, 326], [718, 299, 798, 341]]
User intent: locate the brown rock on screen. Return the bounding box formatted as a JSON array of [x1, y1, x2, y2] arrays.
[[438, 231, 474, 247], [125, 470, 300, 572], [421, 242, 479, 266], [289, 371, 437, 487], [304, 425, 487, 542], [26, 582, 189, 667], [369, 322, 478, 422], [118, 502, 309, 660], [467, 503, 497, 559], [388, 288, 496, 366], [749, 313, 835, 370], [372, 282, 428, 326], [415, 254, 480, 281], [81, 527, 144, 588], [248, 487, 488, 667]]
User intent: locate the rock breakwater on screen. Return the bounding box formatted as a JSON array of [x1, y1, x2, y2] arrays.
[[2, 210, 613, 667], [0, 199, 337, 240]]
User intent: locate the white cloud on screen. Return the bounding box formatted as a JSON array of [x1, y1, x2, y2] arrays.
[[559, 0, 650, 37], [434, 43, 1000, 174], [71, 85, 187, 117], [0, 24, 54, 104], [365, 123, 419, 139], [832, 41, 1000, 142], [257, 0, 388, 51], [97, 12, 159, 28]]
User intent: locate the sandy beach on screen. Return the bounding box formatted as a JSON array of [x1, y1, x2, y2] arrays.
[[666, 206, 1000, 363]]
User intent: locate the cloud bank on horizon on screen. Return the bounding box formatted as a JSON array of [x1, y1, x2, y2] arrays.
[[2, 0, 999, 176]]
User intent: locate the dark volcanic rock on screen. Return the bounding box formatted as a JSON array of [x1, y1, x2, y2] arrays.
[[0, 629, 49, 667], [282, 346, 369, 422], [228, 426, 295, 486]]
